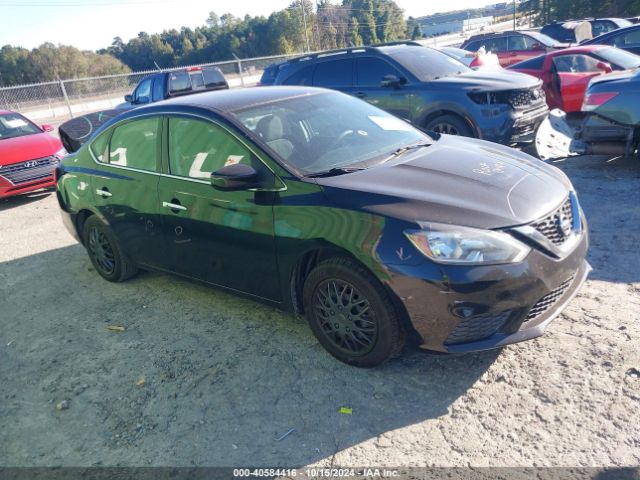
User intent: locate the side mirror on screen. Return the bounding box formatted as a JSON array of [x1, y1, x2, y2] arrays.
[[124, 94, 133, 103], [211, 163, 258, 191], [531, 42, 544, 50], [41, 124, 54, 132], [381, 74, 406, 88], [596, 61, 613, 73]]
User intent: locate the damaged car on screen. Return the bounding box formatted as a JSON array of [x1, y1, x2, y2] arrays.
[[268, 43, 549, 146], [536, 68, 640, 160]]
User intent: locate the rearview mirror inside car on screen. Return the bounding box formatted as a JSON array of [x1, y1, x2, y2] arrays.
[[211, 163, 258, 191], [381, 75, 406, 88]]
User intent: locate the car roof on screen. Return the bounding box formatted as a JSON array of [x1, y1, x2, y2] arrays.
[[135, 86, 329, 113], [585, 23, 640, 41]]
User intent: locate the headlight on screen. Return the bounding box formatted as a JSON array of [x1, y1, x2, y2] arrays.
[[405, 222, 530, 265], [55, 147, 67, 159]]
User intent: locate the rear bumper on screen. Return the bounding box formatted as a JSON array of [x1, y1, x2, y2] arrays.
[[386, 226, 589, 354]]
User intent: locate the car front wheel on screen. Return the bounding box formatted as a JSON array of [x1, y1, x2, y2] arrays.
[[425, 114, 473, 137], [82, 215, 138, 282], [302, 257, 405, 367]]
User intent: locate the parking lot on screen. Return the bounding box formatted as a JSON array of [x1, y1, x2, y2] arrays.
[[0, 152, 638, 467]]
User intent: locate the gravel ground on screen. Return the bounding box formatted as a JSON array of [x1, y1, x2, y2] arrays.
[[0, 153, 638, 468]]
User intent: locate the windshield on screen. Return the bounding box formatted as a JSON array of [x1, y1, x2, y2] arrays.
[[597, 46, 640, 69], [527, 31, 561, 47], [388, 48, 471, 81], [231, 92, 431, 175], [0, 112, 42, 140]]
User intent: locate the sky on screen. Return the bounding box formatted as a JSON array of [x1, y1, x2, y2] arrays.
[[0, 0, 495, 51]]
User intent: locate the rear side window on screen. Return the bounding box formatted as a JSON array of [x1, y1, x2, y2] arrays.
[[90, 130, 110, 163], [168, 117, 252, 179], [617, 29, 640, 47], [356, 57, 401, 86], [313, 59, 354, 87], [168, 71, 191, 94], [203, 68, 226, 88], [282, 64, 315, 85], [482, 37, 508, 52], [108, 118, 161, 171]]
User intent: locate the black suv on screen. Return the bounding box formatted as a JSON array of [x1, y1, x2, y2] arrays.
[[269, 44, 548, 146]]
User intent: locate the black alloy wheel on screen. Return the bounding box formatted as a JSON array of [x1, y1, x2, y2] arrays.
[[303, 257, 405, 367], [82, 215, 138, 282]]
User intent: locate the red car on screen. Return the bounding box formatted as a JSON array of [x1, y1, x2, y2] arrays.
[[461, 31, 565, 67], [507, 45, 640, 112], [0, 110, 65, 199]]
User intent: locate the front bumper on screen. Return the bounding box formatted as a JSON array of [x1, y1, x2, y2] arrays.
[[386, 227, 589, 353], [478, 102, 549, 145], [0, 175, 55, 199]]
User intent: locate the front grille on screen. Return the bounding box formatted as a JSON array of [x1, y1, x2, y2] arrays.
[[507, 87, 545, 109], [0, 156, 58, 185], [444, 310, 512, 345], [532, 196, 574, 246], [524, 275, 575, 322]]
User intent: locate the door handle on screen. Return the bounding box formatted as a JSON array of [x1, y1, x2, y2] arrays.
[[162, 201, 187, 212], [96, 188, 112, 198], [355, 92, 367, 98]]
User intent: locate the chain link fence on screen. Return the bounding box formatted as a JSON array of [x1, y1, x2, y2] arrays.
[[0, 53, 298, 126]]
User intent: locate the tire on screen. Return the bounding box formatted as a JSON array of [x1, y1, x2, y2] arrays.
[[302, 257, 405, 368], [424, 114, 474, 137], [82, 215, 138, 282]]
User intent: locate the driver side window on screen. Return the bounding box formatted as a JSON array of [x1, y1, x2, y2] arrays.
[[552, 54, 599, 73], [134, 78, 152, 104]]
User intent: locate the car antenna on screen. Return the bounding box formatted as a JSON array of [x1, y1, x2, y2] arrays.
[[153, 61, 161, 71]]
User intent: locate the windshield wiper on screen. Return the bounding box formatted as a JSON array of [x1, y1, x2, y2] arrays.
[[383, 142, 432, 161], [305, 167, 366, 178]]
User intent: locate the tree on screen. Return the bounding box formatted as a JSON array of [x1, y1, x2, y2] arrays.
[[411, 24, 423, 40], [348, 17, 363, 46]]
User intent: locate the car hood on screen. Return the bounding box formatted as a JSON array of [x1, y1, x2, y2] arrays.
[[316, 135, 572, 229], [429, 69, 542, 91], [0, 132, 62, 166]]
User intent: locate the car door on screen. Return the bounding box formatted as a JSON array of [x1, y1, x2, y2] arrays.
[[353, 56, 413, 121], [157, 115, 280, 300], [89, 116, 166, 268], [552, 54, 604, 112]]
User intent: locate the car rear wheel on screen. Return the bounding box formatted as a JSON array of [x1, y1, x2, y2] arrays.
[[83, 215, 138, 282], [302, 257, 405, 367], [425, 114, 473, 137]]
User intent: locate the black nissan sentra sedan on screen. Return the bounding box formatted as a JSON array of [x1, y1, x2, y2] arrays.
[[55, 87, 590, 367]]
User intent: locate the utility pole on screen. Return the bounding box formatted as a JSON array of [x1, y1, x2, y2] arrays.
[[300, 0, 311, 52]]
